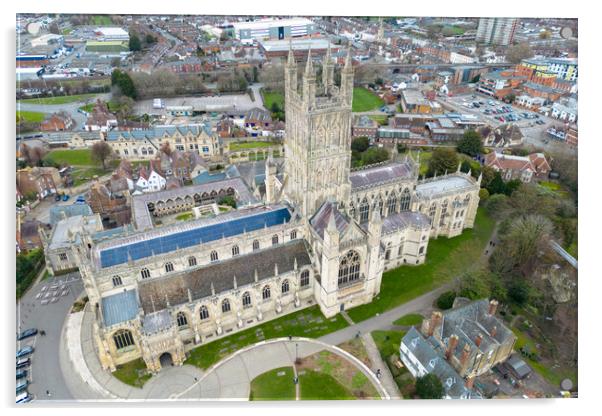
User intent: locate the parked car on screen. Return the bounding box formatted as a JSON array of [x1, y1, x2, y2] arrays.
[[16, 369, 28, 379], [62, 194, 70, 201], [16, 358, 31, 369], [54, 194, 61, 202], [75, 195, 86, 204], [16, 379, 29, 394], [16, 391, 32, 404], [16, 346, 34, 359], [17, 328, 38, 341]]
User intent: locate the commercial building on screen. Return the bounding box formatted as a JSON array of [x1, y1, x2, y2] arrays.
[[232, 18, 316, 44], [475, 18, 519, 46], [258, 38, 338, 59], [96, 27, 130, 41]]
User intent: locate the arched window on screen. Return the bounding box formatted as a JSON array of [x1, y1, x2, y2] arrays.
[[165, 262, 174, 273], [338, 250, 361, 286], [464, 194, 471, 205], [428, 203, 437, 224], [199, 305, 209, 320], [272, 234, 279, 245], [176, 312, 188, 328], [253, 240, 260, 251], [375, 197, 384, 217], [400, 188, 411, 211], [113, 329, 135, 351], [232, 245, 240, 256], [262, 285, 271, 300], [140, 268, 151, 279], [281, 279, 290, 294], [222, 298, 231, 313], [112, 275, 123, 287], [290, 230, 297, 240], [300, 270, 310, 287], [210, 250, 218, 262], [440, 200, 448, 226], [359, 198, 370, 223], [387, 192, 397, 216], [188, 256, 197, 267], [349, 203, 356, 220], [242, 291, 252, 308]]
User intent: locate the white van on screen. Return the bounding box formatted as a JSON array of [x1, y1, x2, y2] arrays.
[[16, 391, 32, 403]]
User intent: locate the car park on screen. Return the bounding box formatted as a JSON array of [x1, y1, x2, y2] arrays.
[[17, 328, 38, 341], [16, 358, 31, 370], [16, 346, 34, 359], [16, 379, 29, 394], [16, 369, 28, 379]]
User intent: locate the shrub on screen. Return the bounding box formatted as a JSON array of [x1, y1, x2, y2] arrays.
[[436, 290, 456, 310]]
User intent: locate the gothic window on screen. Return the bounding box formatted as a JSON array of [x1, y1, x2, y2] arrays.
[[176, 312, 188, 328], [359, 198, 370, 223], [377, 197, 385, 217], [400, 188, 411, 211], [253, 240, 260, 251], [300, 270, 310, 287], [59, 252, 68, 261], [210, 250, 218, 262], [281, 279, 290, 294], [113, 329, 135, 351], [349, 203, 356, 220], [429, 203, 437, 224], [232, 245, 240, 256], [440, 200, 448, 226], [242, 291, 252, 308], [419, 246, 425, 255], [199, 305, 209, 320], [140, 268, 151, 279], [272, 234, 279, 245], [464, 194, 471, 205], [165, 262, 174, 273], [387, 192, 397, 216], [222, 298, 231, 313], [262, 285, 271, 300], [112, 276, 123, 287], [338, 250, 361, 286], [188, 256, 197, 267], [385, 249, 391, 260], [290, 230, 297, 240]]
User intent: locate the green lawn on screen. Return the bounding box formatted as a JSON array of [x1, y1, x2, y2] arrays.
[[79, 100, 122, 114], [538, 181, 571, 199], [410, 150, 432, 176], [175, 212, 194, 221], [44, 149, 95, 166], [352, 87, 385, 112], [249, 367, 296, 401], [112, 358, 152, 388], [229, 141, 279, 151], [70, 167, 110, 186], [185, 305, 348, 370], [369, 115, 389, 125], [372, 330, 415, 398], [298, 370, 355, 400], [17, 111, 45, 123], [393, 314, 424, 327], [347, 209, 495, 323], [20, 93, 99, 105], [262, 89, 284, 111], [90, 15, 113, 25]]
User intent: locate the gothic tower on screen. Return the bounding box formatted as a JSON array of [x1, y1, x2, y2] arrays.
[[283, 47, 354, 217]]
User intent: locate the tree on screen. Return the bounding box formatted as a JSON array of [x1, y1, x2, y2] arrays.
[[361, 147, 389, 165], [539, 30, 551, 40], [218, 195, 237, 208], [351, 137, 370, 153], [427, 148, 459, 177], [486, 171, 506, 195], [415, 374, 444, 399], [111, 69, 137, 99], [483, 193, 510, 220], [504, 93, 516, 104], [145, 34, 157, 45], [505, 42, 533, 64], [457, 130, 483, 157], [507, 280, 531, 306], [129, 32, 142, 52], [436, 291, 456, 310], [478, 188, 490, 202], [48, 22, 60, 34], [91, 142, 113, 169]]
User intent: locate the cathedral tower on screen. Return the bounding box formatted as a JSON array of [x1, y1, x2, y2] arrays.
[[283, 47, 354, 217]]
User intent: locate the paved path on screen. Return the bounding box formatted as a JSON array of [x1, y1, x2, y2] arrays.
[[360, 333, 401, 399]]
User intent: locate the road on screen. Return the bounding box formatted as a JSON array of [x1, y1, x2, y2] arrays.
[[17, 272, 84, 401]]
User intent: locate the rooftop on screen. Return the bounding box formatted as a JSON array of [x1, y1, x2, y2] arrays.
[[415, 174, 475, 199], [100, 289, 139, 327], [350, 160, 416, 190]]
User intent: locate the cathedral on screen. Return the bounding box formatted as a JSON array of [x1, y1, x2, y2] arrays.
[[71, 46, 481, 372]]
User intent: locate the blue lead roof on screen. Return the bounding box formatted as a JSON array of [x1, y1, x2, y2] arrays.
[[98, 206, 291, 268], [101, 289, 139, 327]]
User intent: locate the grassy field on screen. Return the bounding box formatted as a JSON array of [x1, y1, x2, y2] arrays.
[[44, 149, 95, 166], [299, 370, 355, 400], [17, 111, 45, 123], [70, 167, 110, 186], [347, 209, 495, 323], [393, 313, 424, 327], [175, 212, 194, 221], [90, 15, 113, 25], [352, 87, 385, 112], [369, 115, 389, 125], [262, 90, 284, 111], [229, 141, 280, 151], [249, 367, 296, 401], [372, 330, 415, 398], [410, 150, 432, 176], [112, 358, 152, 388], [185, 305, 348, 370], [20, 93, 99, 105], [79, 100, 122, 114], [538, 181, 571, 199]]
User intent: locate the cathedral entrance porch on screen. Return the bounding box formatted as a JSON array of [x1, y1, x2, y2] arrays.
[[159, 352, 174, 369]]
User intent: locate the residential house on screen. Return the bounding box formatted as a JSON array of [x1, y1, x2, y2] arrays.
[[84, 100, 118, 132], [484, 151, 551, 182], [135, 165, 166, 193], [16, 167, 61, 199], [86, 182, 132, 228], [40, 112, 74, 132], [352, 115, 379, 139]]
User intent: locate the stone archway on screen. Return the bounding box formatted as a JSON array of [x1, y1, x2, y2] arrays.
[[159, 352, 174, 369]]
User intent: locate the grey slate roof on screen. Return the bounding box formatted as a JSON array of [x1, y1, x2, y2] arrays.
[[49, 204, 93, 226], [100, 289, 140, 327], [381, 211, 431, 234], [350, 161, 415, 190], [137, 240, 312, 314], [141, 310, 173, 335], [310, 201, 350, 239], [106, 123, 213, 142], [415, 174, 475, 199]]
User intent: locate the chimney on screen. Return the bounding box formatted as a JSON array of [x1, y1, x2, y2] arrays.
[[475, 333, 483, 348], [460, 343, 471, 367], [488, 299, 499, 315], [465, 376, 475, 390], [427, 311, 442, 337], [490, 326, 497, 338], [445, 334, 459, 361]]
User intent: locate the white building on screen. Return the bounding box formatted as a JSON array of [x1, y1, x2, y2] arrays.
[[476, 18, 519, 46], [232, 18, 316, 44]]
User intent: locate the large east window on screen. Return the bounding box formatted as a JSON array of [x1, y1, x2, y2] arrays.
[[338, 250, 361, 286], [113, 329, 135, 351]]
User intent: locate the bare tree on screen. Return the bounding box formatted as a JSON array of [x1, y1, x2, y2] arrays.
[[505, 42, 534, 64], [91, 142, 113, 169]]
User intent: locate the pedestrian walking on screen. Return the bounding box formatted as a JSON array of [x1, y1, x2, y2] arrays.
[[376, 369, 381, 379]]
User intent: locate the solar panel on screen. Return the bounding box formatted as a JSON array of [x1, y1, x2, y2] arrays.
[[99, 208, 291, 268]]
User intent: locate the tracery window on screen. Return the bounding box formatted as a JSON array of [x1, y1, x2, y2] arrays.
[[400, 188, 411, 211], [113, 329, 135, 351], [338, 250, 361, 286]]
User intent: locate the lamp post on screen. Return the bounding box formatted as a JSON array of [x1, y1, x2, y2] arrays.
[[295, 342, 299, 364]]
